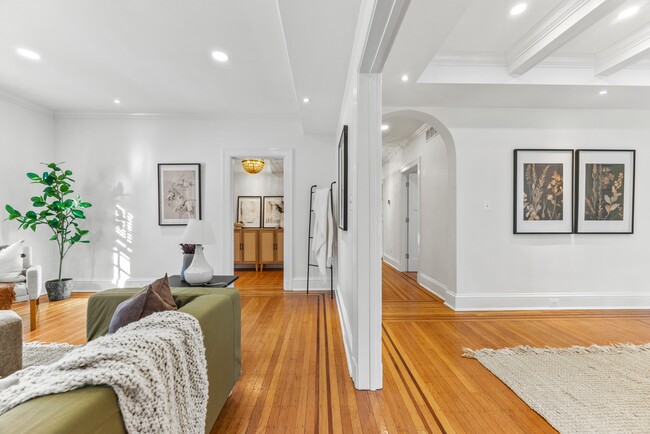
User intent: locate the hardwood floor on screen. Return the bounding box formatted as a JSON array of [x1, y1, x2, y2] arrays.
[[11, 266, 650, 433]]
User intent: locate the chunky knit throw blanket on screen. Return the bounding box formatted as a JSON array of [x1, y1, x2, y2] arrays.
[[0, 311, 208, 434]]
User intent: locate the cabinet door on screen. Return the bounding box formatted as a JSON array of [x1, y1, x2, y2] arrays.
[[259, 230, 276, 264], [242, 230, 258, 264], [276, 230, 284, 263], [234, 230, 242, 263]]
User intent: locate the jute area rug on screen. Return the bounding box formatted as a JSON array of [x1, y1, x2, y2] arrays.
[[464, 343, 650, 434]]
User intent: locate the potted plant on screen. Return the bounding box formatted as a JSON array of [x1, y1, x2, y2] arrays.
[[179, 243, 196, 282], [5, 163, 92, 301]]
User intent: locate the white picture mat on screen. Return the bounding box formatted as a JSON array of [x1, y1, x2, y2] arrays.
[[515, 150, 573, 233], [159, 164, 200, 225], [576, 150, 634, 233]]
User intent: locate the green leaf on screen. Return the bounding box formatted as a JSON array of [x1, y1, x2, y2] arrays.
[[63, 199, 74, 209], [25, 211, 37, 219], [60, 184, 69, 193], [27, 172, 41, 181], [48, 218, 59, 228], [65, 170, 73, 176], [71, 209, 85, 219], [79, 202, 92, 208], [5, 204, 15, 214], [70, 234, 81, 243], [45, 175, 54, 186], [50, 235, 57, 241], [81, 240, 90, 244], [33, 201, 46, 207], [30, 224, 36, 232]]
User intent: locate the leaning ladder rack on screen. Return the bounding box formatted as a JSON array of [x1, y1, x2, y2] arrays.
[[306, 182, 336, 298]]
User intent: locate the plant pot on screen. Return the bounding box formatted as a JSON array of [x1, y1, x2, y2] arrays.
[[45, 278, 73, 301], [180, 254, 194, 282]]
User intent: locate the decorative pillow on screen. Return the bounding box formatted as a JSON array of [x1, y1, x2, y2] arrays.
[[108, 274, 177, 334], [0, 241, 25, 282]]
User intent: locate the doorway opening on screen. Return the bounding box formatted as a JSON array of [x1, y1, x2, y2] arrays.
[[231, 157, 285, 287], [401, 162, 419, 273]]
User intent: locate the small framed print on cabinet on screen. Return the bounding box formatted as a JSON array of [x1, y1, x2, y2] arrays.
[[513, 149, 574, 234], [575, 149, 635, 234]]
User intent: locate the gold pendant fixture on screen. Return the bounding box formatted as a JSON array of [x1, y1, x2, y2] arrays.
[[241, 159, 265, 174]]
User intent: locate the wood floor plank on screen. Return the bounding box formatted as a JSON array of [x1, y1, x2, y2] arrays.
[[10, 266, 650, 433]]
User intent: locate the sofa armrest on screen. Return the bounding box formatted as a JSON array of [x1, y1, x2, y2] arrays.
[[26, 265, 42, 300]]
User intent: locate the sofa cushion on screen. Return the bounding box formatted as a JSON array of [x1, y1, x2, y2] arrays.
[[107, 274, 176, 334], [0, 241, 25, 282]]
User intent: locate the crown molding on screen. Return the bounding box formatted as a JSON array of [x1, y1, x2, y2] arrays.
[[596, 23, 650, 76], [0, 90, 53, 116], [506, 0, 626, 75]]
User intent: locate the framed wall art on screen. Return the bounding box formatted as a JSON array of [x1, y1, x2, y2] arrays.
[[158, 163, 201, 226], [513, 149, 574, 234], [263, 196, 284, 228], [237, 196, 262, 228], [575, 149, 635, 234], [338, 125, 348, 231]]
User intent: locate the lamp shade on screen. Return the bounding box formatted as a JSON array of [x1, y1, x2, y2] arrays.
[[180, 219, 216, 245]]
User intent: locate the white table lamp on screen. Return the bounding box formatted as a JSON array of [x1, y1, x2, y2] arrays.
[[180, 219, 217, 285]]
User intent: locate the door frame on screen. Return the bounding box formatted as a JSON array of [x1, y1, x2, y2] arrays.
[[399, 157, 420, 273], [222, 148, 294, 290]]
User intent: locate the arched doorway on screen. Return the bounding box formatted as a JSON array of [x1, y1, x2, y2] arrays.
[[381, 109, 457, 304]]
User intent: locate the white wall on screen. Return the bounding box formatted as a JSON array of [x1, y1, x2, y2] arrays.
[[386, 106, 650, 311], [0, 96, 57, 280], [53, 115, 334, 291], [382, 129, 449, 297]]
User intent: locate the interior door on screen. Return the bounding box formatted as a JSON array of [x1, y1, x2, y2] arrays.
[[407, 171, 420, 272]]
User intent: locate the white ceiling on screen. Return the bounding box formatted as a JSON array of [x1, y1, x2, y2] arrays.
[[384, 0, 650, 109], [0, 0, 361, 134], [381, 116, 426, 164]]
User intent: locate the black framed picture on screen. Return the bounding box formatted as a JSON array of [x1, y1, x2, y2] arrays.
[[575, 149, 635, 234], [513, 149, 574, 234], [158, 163, 201, 226], [237, 196, 262, 228], [338, 125, 348, 231], [263, 196, 284, 228]]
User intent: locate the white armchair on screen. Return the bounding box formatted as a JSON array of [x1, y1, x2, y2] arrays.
[[13, 246, 42, 331]]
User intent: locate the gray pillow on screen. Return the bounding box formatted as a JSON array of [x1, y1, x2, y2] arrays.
[[108, 274, 177, 334]]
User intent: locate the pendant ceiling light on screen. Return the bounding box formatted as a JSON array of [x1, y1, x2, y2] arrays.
[[242, 158, 265, 174]]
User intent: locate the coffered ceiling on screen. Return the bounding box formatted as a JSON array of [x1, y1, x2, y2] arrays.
[[384, 0, 650, 109]]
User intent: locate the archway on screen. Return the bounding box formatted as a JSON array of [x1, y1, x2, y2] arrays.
[[381, 109, 457, 304]]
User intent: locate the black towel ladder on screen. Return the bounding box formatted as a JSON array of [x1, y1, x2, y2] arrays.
[[306, 182, 336, 298]]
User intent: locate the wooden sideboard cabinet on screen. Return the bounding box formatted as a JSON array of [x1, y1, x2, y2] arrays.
[[234, 227, 283, 271]]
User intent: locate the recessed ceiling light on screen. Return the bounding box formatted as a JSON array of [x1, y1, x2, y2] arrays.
[[618, 6, 640, 20], [303, 97, 310, 103], [114, 99, 121, 104], [510, 3, 527, 15], [599, 90, 608, 95], [211, 50, 229, 62], [16, 48, 41, 60], [401, 74, 409, 82], [381, 124, 389, 131]]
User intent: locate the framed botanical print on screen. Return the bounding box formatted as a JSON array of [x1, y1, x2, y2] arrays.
[[158, 163, 201, 226], [338, 125, 348, 231], [513, 149, 574, 234], [575, 150, 635, 234], [237, 196, 262, 228], [263, 196, 284, 228]]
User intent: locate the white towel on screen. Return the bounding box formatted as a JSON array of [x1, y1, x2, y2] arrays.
[[311, 188, 334, 282]]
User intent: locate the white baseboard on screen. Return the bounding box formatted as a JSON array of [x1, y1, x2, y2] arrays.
[[334, 285, 357, 382], [382, 254, 401, 271], [417, 273, 448, 301], [452, 291, 650, 311], [291, 276, 333, 291]]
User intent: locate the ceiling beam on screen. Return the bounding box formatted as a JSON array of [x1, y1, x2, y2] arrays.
[[596, 23, 650, 76], [359, 0, 410, 73], [506, 0, 626, 75]]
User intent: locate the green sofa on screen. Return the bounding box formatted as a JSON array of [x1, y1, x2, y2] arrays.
[[0, 287, 241, 434]]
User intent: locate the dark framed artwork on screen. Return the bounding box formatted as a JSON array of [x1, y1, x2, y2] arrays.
[[513, 149, 574, 234], [575, 149, 635, 234], [263, 196, 284, 228], [338, 125, 348, 231], [158, 163, 201, 226], [237, 196, 262, 228]]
